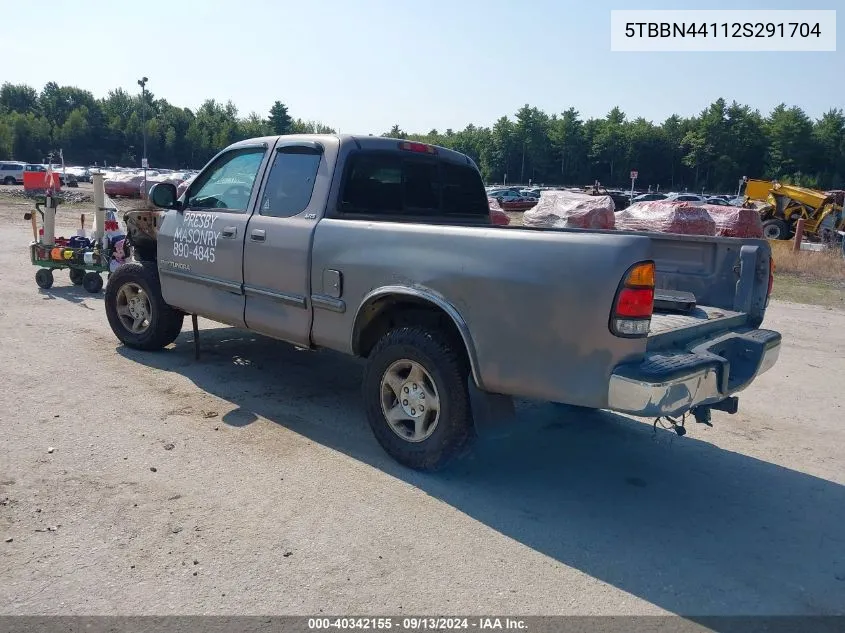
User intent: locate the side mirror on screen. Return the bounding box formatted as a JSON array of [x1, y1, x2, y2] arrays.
[[149, 182, 181, 210]]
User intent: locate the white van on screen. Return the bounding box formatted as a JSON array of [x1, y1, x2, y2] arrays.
[[0, 161, 25, 185]]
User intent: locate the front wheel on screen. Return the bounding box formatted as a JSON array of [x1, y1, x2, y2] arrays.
[[105, 261, 184, 350], [82, 271, 103, 293], [35, 268, 53, 289], [3, 177, 16, 185], [362, 326, 474, 471], [762, 218, 791, 240]]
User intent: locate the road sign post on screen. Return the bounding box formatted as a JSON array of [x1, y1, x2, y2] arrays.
[[630, 170, 638, 201], [737, 175, 747, 197]]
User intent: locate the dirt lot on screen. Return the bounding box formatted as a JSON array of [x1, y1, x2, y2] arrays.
[[1, 198, 844, 616]]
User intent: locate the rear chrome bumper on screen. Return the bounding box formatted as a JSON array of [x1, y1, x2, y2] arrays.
[[607, 329, 781, 418]]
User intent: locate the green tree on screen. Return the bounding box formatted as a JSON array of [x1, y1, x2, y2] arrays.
[[9, 112, 52, 162], [765, 104, 815, 180], [239, 112, 271, 139], [290, 119, 336, 134], [0, 83, 38, 114], [383, 124, 407, 139], [268, 101, 292, 135], [811, 109, 845, 188], [724, 102, 767, 191], [591, 107, 627, 184], [55, 106, 91, 162], [550, 108, 586, 184], [0, 117, 13, 159]]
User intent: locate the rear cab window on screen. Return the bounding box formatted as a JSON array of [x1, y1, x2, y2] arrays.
[[338, 150, 489, 223]]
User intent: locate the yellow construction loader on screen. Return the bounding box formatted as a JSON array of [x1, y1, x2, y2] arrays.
[[743, 179, 844, 242]]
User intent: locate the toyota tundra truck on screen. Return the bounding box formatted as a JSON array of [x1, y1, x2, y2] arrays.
[[105, 134, 781, 471]]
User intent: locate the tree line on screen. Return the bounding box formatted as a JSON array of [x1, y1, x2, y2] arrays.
[[2, 82, 843, 192], [392, 102, 845, 193], [0, 82, 334, 171]]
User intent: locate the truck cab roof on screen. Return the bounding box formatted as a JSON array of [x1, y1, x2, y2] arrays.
[[225, 134, 478, 169]]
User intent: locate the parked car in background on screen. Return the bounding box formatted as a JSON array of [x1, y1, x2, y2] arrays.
[[665, 193, 706, 203], [23, 163, 77, 187], [65, 166, 92, 183], [705, 197, 732, 206], [0, 161, 25, 185], [631, 192, 667, 203], [495, 190, 530, 203]]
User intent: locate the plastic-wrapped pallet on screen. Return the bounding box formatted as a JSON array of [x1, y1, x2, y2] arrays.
[[487, 197, 511, 226], [615, 201, 716, 236], [703, 205, 763, 238], [488, 196, 505, 213], [522, 190, 615, 229]]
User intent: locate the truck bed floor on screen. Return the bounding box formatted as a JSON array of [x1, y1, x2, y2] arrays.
[[649, 305, 742, 336]]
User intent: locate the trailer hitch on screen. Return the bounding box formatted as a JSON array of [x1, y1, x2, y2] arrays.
[[655, 397, 740, 437]]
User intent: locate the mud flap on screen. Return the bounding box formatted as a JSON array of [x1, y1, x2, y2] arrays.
[[468, 379, 517, 439]]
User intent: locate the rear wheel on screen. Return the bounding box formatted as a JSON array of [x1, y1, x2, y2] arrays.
[[105, 261, 184, 350], [69, 268, 84, 286], [3, 177, 16, 185], [762, 218, 791, 240], [362, 326, 474, 471]]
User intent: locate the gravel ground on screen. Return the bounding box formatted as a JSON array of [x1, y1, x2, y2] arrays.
[[0, 183, 94, 205], [1, 199, 843, 615]]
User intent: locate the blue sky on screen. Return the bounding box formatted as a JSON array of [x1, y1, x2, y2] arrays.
[[0, 0, 841, 132]]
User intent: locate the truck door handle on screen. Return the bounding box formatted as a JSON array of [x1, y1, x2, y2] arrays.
[[221, 226, 237, 238], [250, 229, 266, 242]]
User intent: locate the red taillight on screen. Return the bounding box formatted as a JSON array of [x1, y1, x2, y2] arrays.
[[398, 141, 437, 155], [610, 261, 655, 338], [615, 288, 655, 318]]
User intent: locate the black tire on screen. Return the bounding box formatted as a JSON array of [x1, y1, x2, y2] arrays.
[[105, 261, 184, 351], [35, 268, 53, 289], [762, 218, 791, 240], [362, 326, 474, 471], [82, 272, 103, 293], [69, 268, 84, 286], [3, 177, 15, 185]]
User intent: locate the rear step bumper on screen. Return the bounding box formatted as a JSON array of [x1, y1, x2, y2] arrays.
[[607, 329, 781, 418]]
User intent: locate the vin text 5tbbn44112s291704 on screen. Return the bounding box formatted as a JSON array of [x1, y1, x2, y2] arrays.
[[105, 134, 781, 471]]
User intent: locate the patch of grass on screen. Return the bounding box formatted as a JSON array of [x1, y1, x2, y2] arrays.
[[770, 240, 845, 283], [769, 240, 845, 308], [771, 273, 845, 309]]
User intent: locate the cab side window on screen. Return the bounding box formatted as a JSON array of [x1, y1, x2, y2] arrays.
[[185, 148, 265, 212], [259, 146, 322, 218]]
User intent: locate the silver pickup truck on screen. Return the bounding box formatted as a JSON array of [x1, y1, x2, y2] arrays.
[[105, 134, 781, 470]]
